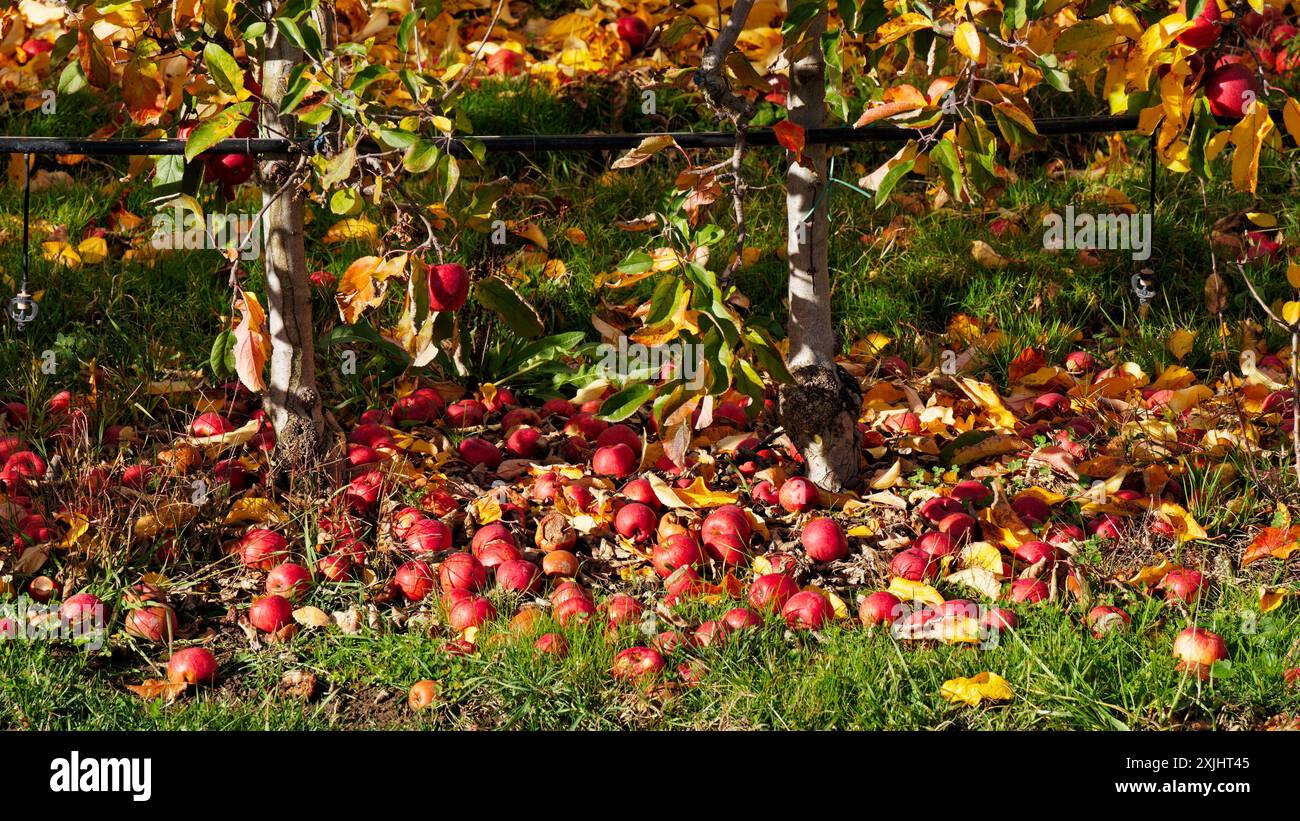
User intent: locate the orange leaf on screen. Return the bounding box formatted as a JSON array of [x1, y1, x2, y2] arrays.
[[1242, 526, 1300, 567], [232, 288, 269, 393], [773, 120, 805, 156]]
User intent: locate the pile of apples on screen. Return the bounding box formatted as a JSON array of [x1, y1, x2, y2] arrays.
[[1, 335, 1256, 697]]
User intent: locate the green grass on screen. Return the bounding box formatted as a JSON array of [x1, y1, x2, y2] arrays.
[[3, 584, 1297, 730]]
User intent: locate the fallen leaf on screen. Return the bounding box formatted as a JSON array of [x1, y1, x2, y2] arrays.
[[940, 672, 1014, 706]]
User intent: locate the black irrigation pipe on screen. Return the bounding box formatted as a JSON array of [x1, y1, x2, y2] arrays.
[[0, 110, 1286, 157]]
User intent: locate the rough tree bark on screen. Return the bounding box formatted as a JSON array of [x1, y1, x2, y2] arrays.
[[258, 6, 325, 473], [776, 12, 862, 491]]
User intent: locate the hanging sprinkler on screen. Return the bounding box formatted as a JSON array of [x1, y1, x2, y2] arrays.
[[7, 154, 38, 329]]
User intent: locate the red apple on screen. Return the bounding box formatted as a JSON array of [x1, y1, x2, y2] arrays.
[[723, 607, 762, 630], [616, 16, 652, 51], [405, 518, 452, 555], [426, 263, 470, 311], [1177, 0, 1221, 50], [167, 647, 218, 685], [778, 477, 819, 513], [249, 594, 293, 632], [890, 547, 938, 581], [592, 443, 637, 478], [486, 48, 522, 76], [535, 633, 568, 656], [1173, 625, 1227, 675], [459, 437, 502, 469], [612, 646, 665, 680], [495, 559, 543, 594], [396, 560, 435, 601], [445, 399, 484, 428], [554, 595, 597, 625], [859, 591, 903, 627], [1205, 62, 1259, 119], [449, 595, 495, 631], [439, 552, 487, 592], [800, 517, 849, 562], [1009, 578, 1049, 603], [124, 603, 179, 642], [1158, 568, 1206, 604], [615, 502, 658, 542], [1087, 605, 1131, 637], [748, 573, 799, 613], [237, 529, 290, 571], [782, 590, 833, 629], [266, 562, 312, 601]]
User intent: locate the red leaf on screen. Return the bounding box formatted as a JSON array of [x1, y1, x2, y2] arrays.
[[773, 120, 805, 156]]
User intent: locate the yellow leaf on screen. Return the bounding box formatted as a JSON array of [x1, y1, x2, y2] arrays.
[[335, 256, 389, 325], [887, 577, 944, 606], [869, 459, 901, 489], [671, 477, 739, 509], [1287, 261, 1300, 290], [1230, 102, 1273, 195], [870, 12, 933, 47], [1016, 486, 1065, 506], [76, 236, 108, 264], [611, 135, 678, 170], [971, 240, 1008, 269], [509, 221, 549, 251], [323, 218, 378, 244], [133, 502, 199, 539], [953, 21, 984, 63], [959, 541, 1005, 575], [224, 497, 286, 525], [42, 241, 81, 267], [1156, 501, 1207, 542], [57, 512, 90, 549], [940, 672, 1014, 707], [1167, 329, 1195, 361], [293, 606, 331, 628], [1284, 97, 1300, 147], [957, 378, 1019, 432], [1128, 558, 1176, 587], [1285, 302, 1300, 325], [944, 567, 1002, 600], [1259, 586, 1288, 614]]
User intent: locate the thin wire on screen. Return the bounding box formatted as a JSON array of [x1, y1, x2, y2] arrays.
[[21, 153, 31, 295]]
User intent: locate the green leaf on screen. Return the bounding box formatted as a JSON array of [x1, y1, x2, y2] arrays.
[[184, 104, 252, 161], [874, 158, 916, 208], [1004, 0, 1027, 29], [403, 140, 440, 173], [782, 0, 824, 37], [209, 330, 237, 379], [597, 383, 655, 422], [397, 10, 420, 52], [1036, 54, 1071, 93], [378, 128, 420, 149], [279, 64, 312, 113], [617, 249, 655, 275], [744, 327, 793, 384], [57, 61, 87, 96], [203, 42, 244, 95], [474, 276, 544, 338], [349, 64, 388, 95], [330, 188, 362, 215], [929, 139, 963, 200]]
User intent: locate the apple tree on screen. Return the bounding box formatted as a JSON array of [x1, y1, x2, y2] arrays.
[[46, 0, 538, 478], [606, 0, 1300, 492]]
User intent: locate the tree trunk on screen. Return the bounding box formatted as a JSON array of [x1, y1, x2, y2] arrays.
[[258, 8, 324, 473], [777, 13, 862, 491]]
